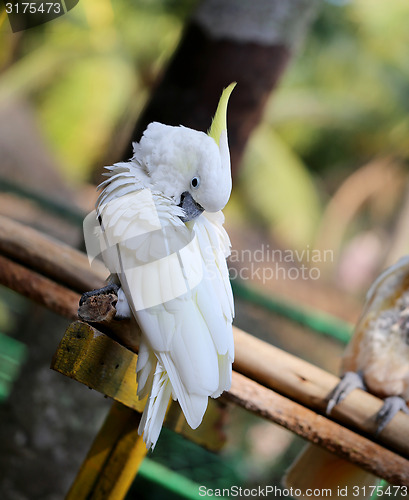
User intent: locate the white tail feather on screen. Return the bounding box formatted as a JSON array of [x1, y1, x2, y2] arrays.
[[136, 340, 156, 399], [138, 366, 172, 450]]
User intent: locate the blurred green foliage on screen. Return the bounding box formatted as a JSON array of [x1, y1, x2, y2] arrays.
[[1, 0, 409, 260], [0, 0, 197, 181], [236, 0, 409, 254], [272, 0, 409, 170], [0, 288, 29, 403], [0, 331, 27, 402], [240, 125, 321, 249], [1, 1, 408, 496]]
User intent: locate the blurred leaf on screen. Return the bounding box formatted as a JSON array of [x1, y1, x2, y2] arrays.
[[350, 0, 409, 70], [0, 0, 191, 184], [267, 0, 409, 177], [268, 89, 370, 128], [37, 56, 135, 182], [240, 124, 321, 250], [0, 46, 75, 105]]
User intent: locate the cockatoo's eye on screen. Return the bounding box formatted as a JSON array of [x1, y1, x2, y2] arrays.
[[190, 176, 200, 190]]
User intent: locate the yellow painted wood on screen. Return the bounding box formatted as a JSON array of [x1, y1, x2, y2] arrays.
[[66, 401, 147, 500], [51, 321, 146, 413], [52, 321, 227, 451], [54, 322, 226, 499], [166, 400, 227, 452], [91, 406, 147, 500]]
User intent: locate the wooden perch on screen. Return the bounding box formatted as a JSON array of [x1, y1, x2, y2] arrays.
[[0, 254, 79, 320], [78, 290, 409, 461], [52, 320, 230, 453], [227, 374, 409, 486], [233, 329, 409, 459], [1, 216, 409, 484], [0, 214, 107, 292], [52, 320, 409, 486], [52, 321, 144, 413]]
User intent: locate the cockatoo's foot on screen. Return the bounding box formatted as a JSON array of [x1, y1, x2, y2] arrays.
[[375, 396, 409, 435], [115, 288, 131, 319], [326, 371, 366, 414], [79, 283, 119, 306]]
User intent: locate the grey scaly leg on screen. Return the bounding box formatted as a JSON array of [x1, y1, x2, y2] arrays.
[[375, 396, 409, 435], [326, 371, 366, 414]]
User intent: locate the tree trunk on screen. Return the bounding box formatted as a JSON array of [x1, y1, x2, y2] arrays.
[[122, 0, 320, 178]]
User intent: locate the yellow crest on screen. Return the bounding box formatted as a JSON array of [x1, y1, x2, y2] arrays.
[[207, 82, 236, 146]]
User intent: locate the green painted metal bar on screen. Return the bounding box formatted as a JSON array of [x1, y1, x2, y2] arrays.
[[139, 458, 202, 500], [232, 280, 353, 344], [371, 480, 387, 500], [0, 332, 27, 402], [0, 177, 85, 226]]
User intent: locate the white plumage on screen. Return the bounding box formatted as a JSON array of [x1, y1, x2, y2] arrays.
[[94, 85, 235, 449]]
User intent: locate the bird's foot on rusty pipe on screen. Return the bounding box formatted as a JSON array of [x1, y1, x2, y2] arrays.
[[375, 395, 409, 436], [326, 371, 366, 415]]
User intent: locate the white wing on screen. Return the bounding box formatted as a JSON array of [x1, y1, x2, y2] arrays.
[[97, 169, 234, 447]]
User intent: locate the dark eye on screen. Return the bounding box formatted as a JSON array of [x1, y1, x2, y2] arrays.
[[190, 176, 200, 189]]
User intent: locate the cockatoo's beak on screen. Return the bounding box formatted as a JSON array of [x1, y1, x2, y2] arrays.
[[178, 191, 204, 222]]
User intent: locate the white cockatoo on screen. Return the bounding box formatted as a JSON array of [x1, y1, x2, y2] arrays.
[[84, 84, 236, 450]]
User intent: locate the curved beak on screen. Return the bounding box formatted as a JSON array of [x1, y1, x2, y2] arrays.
[[178, 191, 204, 222]]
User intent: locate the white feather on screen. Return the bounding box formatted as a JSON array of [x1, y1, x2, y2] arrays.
[[136, 339, 156, 399], [137, 367, 172, 450], [97, 145, 234, 450]]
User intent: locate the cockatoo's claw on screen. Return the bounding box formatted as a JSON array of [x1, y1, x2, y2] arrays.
[[79, 283, 119, 306], [326, 371, 366, 415], [375, 396, 409, 436]]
